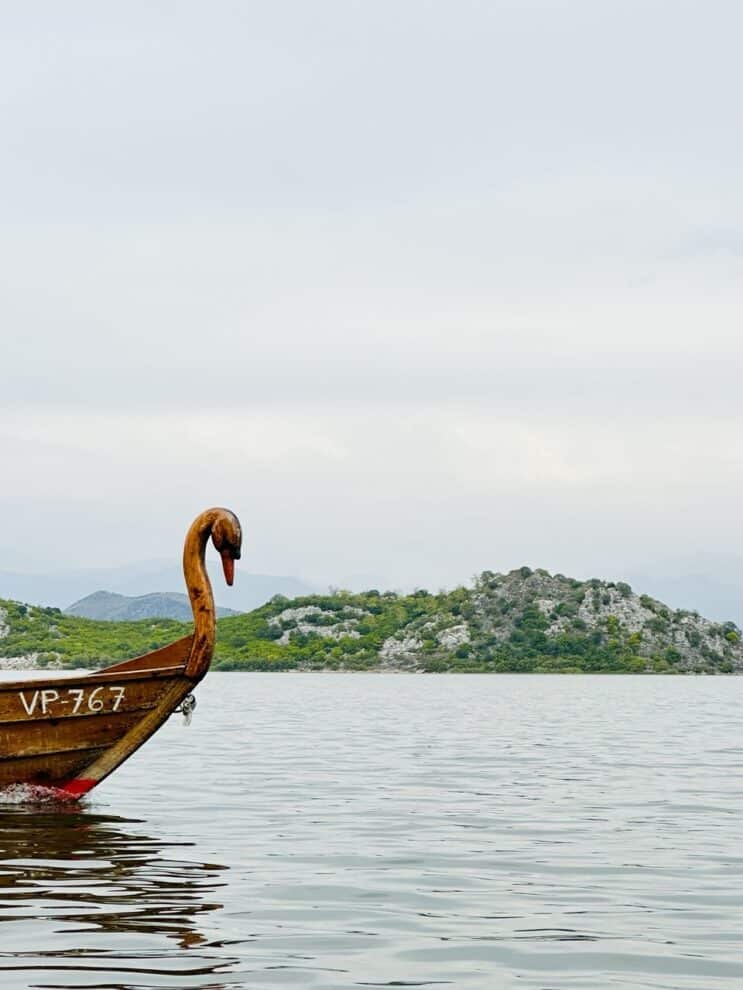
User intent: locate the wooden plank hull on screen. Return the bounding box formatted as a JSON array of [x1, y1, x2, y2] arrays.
[[0, 636, 195, 797]]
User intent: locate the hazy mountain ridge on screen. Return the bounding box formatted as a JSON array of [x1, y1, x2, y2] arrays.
[[65, 590, 241, 621], [2, 567, 740, 673], [0, 563, 315, 612]]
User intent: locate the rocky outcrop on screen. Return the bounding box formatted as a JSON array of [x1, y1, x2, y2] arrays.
[[268, 604, 366, 646], [256, 570, 743, 673]]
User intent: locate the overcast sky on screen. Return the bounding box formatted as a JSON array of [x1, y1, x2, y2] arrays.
[[1, 1, 742, 594]]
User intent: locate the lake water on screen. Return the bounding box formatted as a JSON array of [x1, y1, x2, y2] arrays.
[[1, 672, 743, 989]]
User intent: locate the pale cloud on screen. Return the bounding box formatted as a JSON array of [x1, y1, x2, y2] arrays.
[[1, 1, 742, 591], [2, 407, 743, 592]]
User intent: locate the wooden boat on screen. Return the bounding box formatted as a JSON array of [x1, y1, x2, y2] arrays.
[[0, 507, 242, 799]]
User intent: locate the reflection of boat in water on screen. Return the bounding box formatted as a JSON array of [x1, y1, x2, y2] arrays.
[[0, 803, 235, 980], [0, 508, 242, 798]]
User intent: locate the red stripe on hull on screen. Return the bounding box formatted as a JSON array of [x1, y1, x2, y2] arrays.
[[59, 778, 97, 796]]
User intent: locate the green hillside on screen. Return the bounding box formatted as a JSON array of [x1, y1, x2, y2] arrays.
[[0, 600, 187, 668], [2, 568, 742, 674]]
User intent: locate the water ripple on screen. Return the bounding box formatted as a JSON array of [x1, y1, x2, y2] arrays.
[[2, 673, 743, 988]]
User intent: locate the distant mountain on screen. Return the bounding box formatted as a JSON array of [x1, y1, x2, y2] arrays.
[[0, 561, 316, 613], [65, 591, 240, 622]]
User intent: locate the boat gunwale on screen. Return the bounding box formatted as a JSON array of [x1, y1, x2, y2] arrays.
[[0, 665, 187, 691]]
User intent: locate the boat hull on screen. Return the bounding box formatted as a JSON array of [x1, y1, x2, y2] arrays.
[[0, 636, 195, 796]]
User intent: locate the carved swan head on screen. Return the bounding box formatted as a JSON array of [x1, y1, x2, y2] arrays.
[[209, 508, 242, 586]]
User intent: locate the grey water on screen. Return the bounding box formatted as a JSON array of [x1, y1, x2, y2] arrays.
[[2, 673, 743, 990]]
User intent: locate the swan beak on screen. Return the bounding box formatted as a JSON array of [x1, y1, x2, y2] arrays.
[[221, 551, 235, 586]]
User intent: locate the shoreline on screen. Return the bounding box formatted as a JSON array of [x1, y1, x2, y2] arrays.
[[0, 658, 739, 676]]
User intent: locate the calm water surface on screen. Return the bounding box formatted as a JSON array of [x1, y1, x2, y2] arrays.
[[1, 673, 743, 989]]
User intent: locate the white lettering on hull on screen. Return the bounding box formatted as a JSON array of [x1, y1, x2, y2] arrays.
[[17, 686, 127, 716]]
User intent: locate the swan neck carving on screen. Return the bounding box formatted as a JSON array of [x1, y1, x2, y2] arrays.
[[182, 507, 242, 681]]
